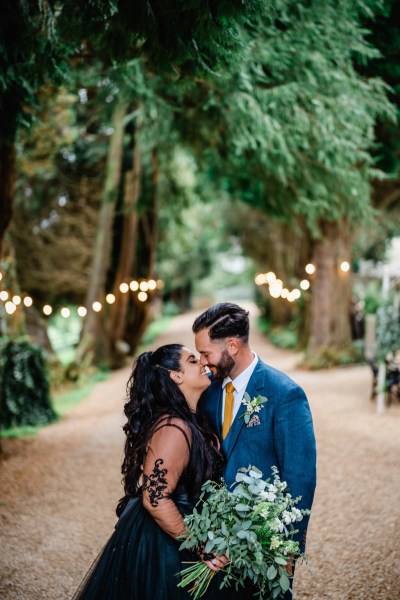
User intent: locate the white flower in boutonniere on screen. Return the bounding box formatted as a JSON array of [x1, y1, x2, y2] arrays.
[[240, 391, 268, 424]]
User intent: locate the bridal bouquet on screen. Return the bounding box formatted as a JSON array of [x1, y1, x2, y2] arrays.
[[177, 466, 309, 599]]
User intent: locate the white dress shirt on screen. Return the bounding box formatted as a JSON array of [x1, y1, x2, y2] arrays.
[[221, 352, 259, 423]]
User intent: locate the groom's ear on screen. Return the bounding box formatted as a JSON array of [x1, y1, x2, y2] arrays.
[[227, 338, 240, 356]]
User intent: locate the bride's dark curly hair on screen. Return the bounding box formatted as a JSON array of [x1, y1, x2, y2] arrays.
[[116, 343, 222, 517]]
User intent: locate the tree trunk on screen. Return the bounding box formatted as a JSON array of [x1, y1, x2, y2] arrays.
[[24, 305, 57, 355], [124, 149, 159, 354], [0, 241, 28, 338], [330, 221, 352, 348], [76, 99, 128, 365], [141, 148, 159, 277], [0, 138, 16, 260], [259, 221, 311, 328], [307, 219, 352, 356], [108, 135, 141, 367], [268, 225, 292, 326]]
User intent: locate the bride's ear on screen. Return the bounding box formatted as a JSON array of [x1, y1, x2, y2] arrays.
[[170, 371, 183, 385]]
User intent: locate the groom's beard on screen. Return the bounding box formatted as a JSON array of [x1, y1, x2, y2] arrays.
[[213, 350, 235, 380]]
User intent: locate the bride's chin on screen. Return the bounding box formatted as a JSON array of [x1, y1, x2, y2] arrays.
[[202, 376, 212, 389]]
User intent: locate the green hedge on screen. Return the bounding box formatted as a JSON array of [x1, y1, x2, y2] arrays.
[[0, 338, 57, 430]]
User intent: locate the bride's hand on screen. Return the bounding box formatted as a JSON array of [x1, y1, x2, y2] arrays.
[[204, 554, 229, 572]]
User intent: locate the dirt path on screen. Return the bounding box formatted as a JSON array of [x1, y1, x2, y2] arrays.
[[1, 306, 399, 599]]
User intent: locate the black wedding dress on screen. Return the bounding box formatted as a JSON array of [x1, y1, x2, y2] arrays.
[[72, 416, 226, 600]]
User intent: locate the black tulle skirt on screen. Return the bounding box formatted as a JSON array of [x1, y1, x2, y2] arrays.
[[72, 495, 256, 600], [72, 495, 196, 599]]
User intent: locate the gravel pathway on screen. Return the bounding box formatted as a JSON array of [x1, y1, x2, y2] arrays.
[[0, 306, 399, 599]]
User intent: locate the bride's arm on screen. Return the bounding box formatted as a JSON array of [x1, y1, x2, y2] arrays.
[[141, 418, 191, 539], [142, 418, 228, 572]]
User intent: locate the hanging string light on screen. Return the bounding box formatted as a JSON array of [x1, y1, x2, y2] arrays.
[[340, 261, 350, 273], [0, 277, 164, 319], [300, 280, 310, 290], [305, 263, 316, 275], [5, 301, 16, 315], [255, 267, 312, 303], [255, 272, 303, 303], [255, 259, 350, 303]]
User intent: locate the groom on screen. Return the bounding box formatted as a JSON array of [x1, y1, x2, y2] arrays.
[[193, 302, 316, 597]]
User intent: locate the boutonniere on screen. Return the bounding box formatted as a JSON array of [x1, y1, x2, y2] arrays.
[[240, 392, 268, 424]]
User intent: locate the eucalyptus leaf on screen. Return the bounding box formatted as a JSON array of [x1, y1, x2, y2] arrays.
[[279, 573, 290, 592], [235, 503, 251, 512], [236, 530, 248, 539]]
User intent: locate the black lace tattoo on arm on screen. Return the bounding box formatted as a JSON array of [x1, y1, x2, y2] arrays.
[[142, 458, 168, 507]]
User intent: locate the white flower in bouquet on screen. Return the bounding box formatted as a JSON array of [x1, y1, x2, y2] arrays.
[[177, 466, 310, 599]]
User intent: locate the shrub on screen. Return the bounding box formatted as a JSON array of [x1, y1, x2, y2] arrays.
[[300, 344, 365, 370], [376, 304, 400, 361], [257, 317, 298, 349], [0, 338, 57, 431], [269, 327, 298, 350]]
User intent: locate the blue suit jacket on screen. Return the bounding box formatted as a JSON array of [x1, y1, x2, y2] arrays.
[[200, 358, 316, 552]]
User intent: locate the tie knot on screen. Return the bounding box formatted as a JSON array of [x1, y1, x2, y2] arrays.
[[225, 382, 235, 394]]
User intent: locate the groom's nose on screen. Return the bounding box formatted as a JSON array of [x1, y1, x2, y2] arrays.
[[199, 355, 208, 367]]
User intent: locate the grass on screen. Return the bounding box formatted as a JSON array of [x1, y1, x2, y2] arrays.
[[0, 424, 43, 439], [52, 369, 110, 416], [0, 369, 110, 439]]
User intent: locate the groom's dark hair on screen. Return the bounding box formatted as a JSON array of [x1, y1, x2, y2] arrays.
[[192, 303, 250, 343]]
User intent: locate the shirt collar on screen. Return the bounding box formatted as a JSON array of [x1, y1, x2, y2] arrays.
[[222, 352, 258, 392]]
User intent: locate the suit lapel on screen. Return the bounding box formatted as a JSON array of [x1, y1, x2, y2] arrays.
[[208, 380, 223, 438], [216, 385, 223, 438], [222, 359, 265, 461]]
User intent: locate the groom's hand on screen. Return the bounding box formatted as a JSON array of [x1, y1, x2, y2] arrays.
[[286, 554, 294, 576]]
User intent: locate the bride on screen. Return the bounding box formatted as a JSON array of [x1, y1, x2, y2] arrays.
[[72, 343, 227, 599]]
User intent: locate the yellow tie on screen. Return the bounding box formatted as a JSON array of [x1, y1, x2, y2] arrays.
[[222, 382, 235, 440]]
